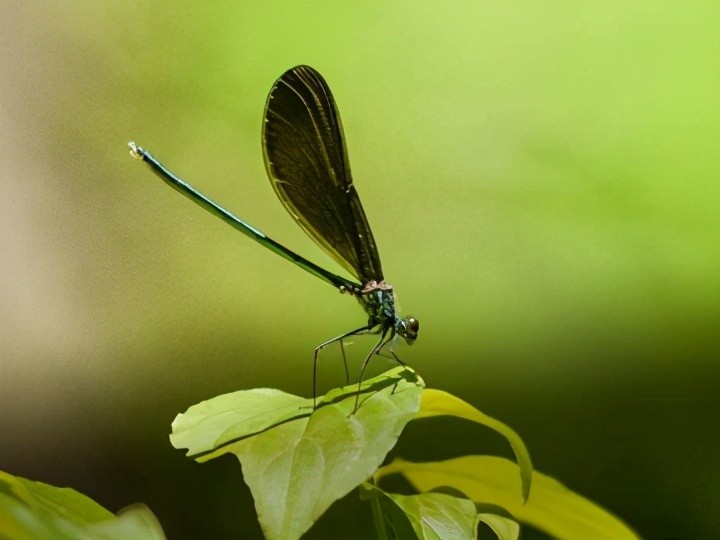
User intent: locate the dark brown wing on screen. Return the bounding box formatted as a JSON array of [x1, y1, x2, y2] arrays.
[[262, 65, 383, 283]]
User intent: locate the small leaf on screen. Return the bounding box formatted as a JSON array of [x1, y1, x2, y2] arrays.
[[378, 456, 638, 540], [415, 389, 533, 502], [477, 513, 520, 540], [360, 483, 417, 540], [171, 367, 424, 540], [362, 483, 479, 540], [0, 470, 165, 540]]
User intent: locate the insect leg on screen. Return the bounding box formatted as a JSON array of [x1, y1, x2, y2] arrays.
[[313, 325, 373, 408]]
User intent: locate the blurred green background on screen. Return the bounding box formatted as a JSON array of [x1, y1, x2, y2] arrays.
[[1, 2, 717, 538]]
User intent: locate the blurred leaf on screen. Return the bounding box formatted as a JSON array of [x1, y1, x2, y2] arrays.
[[378, 456, 638, 540], [361, 482, 480, 540], [0, 470, 165, 540], [171, 367, 423, 540], [415, 389, 533, 502]]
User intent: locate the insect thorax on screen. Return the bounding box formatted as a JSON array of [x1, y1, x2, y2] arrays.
[[357, 281, 397, 328]]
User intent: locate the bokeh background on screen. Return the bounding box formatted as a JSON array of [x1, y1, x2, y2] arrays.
[[1, 2, 718, 538]]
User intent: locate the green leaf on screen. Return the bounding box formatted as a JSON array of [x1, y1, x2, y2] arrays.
[[0, 469, 165, 540], [170, 388, 309, 460], [360, 483, 418, 540], [171, 367, 424, 540], [378, 456, 639, 540], [361, 483, 479, 540], [415, 389, 533, 502], [477, 513, 520, 540]]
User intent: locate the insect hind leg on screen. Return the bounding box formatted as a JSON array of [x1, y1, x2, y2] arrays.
[[313, 324, 373, 408]]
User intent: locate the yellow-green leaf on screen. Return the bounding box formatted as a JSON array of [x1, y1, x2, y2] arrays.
[[378, 456, 638, 540], [415, 389, 532, 502]]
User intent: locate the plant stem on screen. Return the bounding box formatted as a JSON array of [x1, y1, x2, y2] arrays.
[[370, 491, 389, 540]]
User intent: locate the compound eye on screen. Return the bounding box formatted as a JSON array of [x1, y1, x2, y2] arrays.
[[407, 317, 419, 333], [404, 317, 419, 341]]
